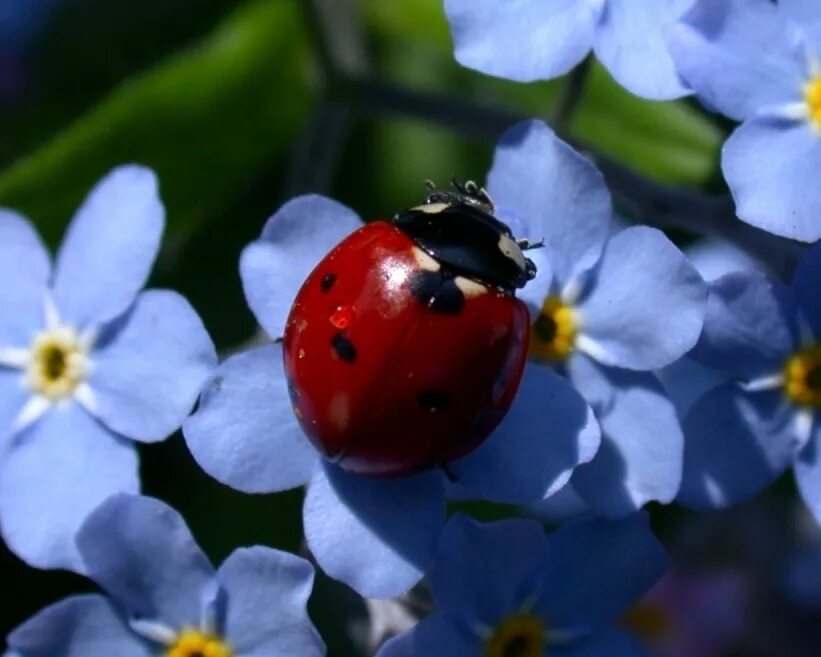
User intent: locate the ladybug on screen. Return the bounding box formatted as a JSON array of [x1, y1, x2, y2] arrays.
[[283, 180, 539, 476]]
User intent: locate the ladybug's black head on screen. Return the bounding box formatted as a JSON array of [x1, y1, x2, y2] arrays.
[[393, 179, 538, 292]]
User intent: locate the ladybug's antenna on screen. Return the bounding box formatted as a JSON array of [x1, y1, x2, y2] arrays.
[[422, 178, 495, 214]]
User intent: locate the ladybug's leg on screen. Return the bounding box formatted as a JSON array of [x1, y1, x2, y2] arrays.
[[517, 238, 545, 251]]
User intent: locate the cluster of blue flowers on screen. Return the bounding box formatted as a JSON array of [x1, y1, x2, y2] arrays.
[[1, 1, 820, 656]]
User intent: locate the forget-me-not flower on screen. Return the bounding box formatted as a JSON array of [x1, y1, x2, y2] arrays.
[[183, 191, 602, 599], [4, 493, 325, 657], [459, 120, 707, 518], [0, 166, 216, 571], [668, 0, 821, 241], [376, 513, 665, 657], [678, 243, 821, 520], [445, 0, 693, 100]]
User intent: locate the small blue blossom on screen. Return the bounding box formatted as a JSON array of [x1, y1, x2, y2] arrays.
[[668, 0, 821, 241], [461, 120, 707, 518], [4, 493, 325, 657], [678, 243, 821, 520], [444, 0, 693, 100], [183, 193, 601, 599], [0, 166, 216, 571], [376, 513, 665, 657]]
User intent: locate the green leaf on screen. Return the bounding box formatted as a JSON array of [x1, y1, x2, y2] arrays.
[[0, 0, 312, 244], [570, 63, 723, 186]]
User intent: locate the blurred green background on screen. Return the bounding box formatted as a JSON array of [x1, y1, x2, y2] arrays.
[[0, 0, 735, 654]]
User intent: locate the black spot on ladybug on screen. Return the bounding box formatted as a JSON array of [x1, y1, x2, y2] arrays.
[[417, 389, 452, 412], [533, 314, 557, 343], [331, 332, 357, 363], [321, 273, 337, 293], [410, 270, 465, 314]]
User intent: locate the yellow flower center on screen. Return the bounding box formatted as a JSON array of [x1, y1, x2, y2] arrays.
[[485, 614, 544, 657], [25, 327, 90, 400], [805, 77, 821, 127], [530, 296, 577, 363], [166, 629, 233, 657], [784, 345, 821, 407]]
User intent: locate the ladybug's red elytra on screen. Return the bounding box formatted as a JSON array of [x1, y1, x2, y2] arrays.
[[283, 180, 539, 477]]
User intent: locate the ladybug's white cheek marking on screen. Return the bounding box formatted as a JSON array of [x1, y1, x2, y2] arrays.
[[410, 202, 449, 214], [412, 247, 441, 272], [455, 276, 487, 298], [329, 393, 350, 432], [498, 234, 527, 272]]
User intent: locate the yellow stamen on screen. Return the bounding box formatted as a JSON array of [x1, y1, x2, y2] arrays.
[[485, 614, 544, 657], [784, 345, 821, 407], [166, 629, 233, 657], [25, 327, 89, 400], [804, 77, 821, 127], [529, 296, 577, 363]]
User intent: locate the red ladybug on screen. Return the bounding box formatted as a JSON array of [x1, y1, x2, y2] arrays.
[[283, 181, 538, 476]]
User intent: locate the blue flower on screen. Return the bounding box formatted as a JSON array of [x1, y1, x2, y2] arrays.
[[444, 0, 692, 100], [668, 0, 821, 241], [376, 513, 665, 657], [467, 120, 707, 518], [4, 494, 324, 657], [183, 193, 601, 598], [678, 243, 821, 520], [0, 166, 216, 571]]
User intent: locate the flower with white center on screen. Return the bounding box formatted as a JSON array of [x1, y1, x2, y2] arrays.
[[4, 494, 325, 657], [678, 243, 821, 523], [446, 120, 707, 519], [0, 166, 216, 571], [668, 0, 821, 241], [376, 513, 665, 657]]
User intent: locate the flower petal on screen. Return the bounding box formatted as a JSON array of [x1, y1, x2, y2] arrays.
[[7, 594, 151, 657], [52, 166, 164, 329], [536, 514, 666, 629], [667, 0, 804, 121], [559, 628, 649, 657], [677, 384, 798, 510], [76, 493, 214, 629], [685, 237, 762, 282], [431, 514, 547, 626], [183, 345, 318, 493], [0, 369, 27, 447], [445, 0, 600, 82], [691, 271, 799, 380], [87, 290, 216, 443], [569, 356, 683, 517], [240, 195, 362, 339], [376, 614, 479, 657], [0, 210, 49, 348], [303, 462, 445, 598], [792, 242, 821, 337], [780, 0, 821, 24], [656, 356, 727, 419], [217, 547, 324, 657], [577, 226, 707, 370], [450, 363, 600, 505], [793, 423, 821, 524], [722, 116, 821, 242], [486, 120, 612, 294], [594, 0, 692, 100], [0, 403, 138, 572]]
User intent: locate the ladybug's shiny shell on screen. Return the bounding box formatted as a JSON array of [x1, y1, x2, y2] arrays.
[[283, 201, 534, 477]]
